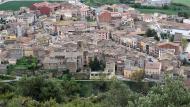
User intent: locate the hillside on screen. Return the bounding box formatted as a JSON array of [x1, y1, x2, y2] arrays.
[[172, 0, 190, 7]]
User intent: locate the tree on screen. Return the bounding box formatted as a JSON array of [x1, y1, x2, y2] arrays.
[[7, 96, 39, 107], [182, 58, 187, 65], [130, 69, 145, 81], [145, 29, 157, 37], [6, 64, 15, 75], [84, 0, 119, 6], [137, 76, 190, 107], [60, 15, 64, 21], [160, 33, 170, 40], [169, 35, 174, 42], [40, 98, 60, 107], [64, 98, 101, 107], [89, 57, 105, 71], [178, 12, 189, 18], [0, 18, 6, 25], [154, 35, 160, 41], [17, 77, 64, 103], [60, 79, 80, 102], [181, 38, 188, 51], [86, 16, 94, 22], [101, 81, 137, 107]]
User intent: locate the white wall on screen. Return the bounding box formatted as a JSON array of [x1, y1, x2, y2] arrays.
[[183, 19, 190, 24], [163, 28, 190, 37]]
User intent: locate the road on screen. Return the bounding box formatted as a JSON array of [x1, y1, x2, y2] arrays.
[[0, 74, 21, 83]]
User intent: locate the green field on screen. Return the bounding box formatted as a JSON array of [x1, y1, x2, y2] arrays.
[[172, 0, 190, 7], [137, 8, 177, 15], [0, 1, 63, 10], [137, 3, 190, 15]]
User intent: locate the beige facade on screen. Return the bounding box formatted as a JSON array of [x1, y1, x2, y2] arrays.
[[145, 62, 162, 76]]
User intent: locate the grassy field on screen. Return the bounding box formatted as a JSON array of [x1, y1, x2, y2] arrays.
[[0, 1, 63, 10], [0, 0, 190, 13], [172, 0, 190, 7], [137, 8, 177, 15], [137, 3, 190, 15]]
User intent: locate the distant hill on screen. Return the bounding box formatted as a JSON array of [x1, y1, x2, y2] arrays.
[[172, 0, 190, 7]]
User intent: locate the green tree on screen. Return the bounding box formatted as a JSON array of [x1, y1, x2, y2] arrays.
[[40, 98, 60, 107], [145, 29, 157, 37], [181, 38, 188, 51], [154, 35, 160, 41], [130, 69, 145, 82], [169, 35, 174, 42], [17, 77, 64, 103], [7, 96, 39, 107], [0, 18, 6, 24], [84, 0, 119, 6], [137, 77, 190, 107], [178, 12, 189, 18], [64, 98, 101, 107], [160, 33, 170, 40], [101, 81, 137, 107], [89, 57, 105, 71], [6, 64, 15, 75], [60, 78, 80, 102]]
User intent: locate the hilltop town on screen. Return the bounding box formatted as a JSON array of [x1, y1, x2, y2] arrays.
[[1, 0, 190, 107], [0, 0, 190, 82]]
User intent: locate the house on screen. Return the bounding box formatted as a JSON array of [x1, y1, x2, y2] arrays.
[[145, 61, 162, 79], [156, 42, 182, 56], [116, 60, 125, 75], [173, 33, 182, 43], [24, 47, 34, 57], [66, 58, 78, 72], [142, 14, 153, 23], [8, 58, 17, 64], [43, 56, 66, 70], [35, 33, 51, 46], [57, 9, 72, 18], [112, 4, 129, 13], [7, 44, 24, 61], [73, 21, 87, 31], [159, 58, 178, 72], [5, 35, 16, 41], [98, 10, 112, 23], [16, 13, 36, 25], [111, 30, 127, 44], [16, 25, 25, 37], [124, 67, 141, 79], [44, 50, 84, 72], [0, 64, 7, 74], [181, 66, 190, 79], [111, 12, 122, 20], [30, 2, 61, 15], [122, 35, 144, 48], [96, 29, 110, 40], [140, 37, 158, 56], [80, 6, 90, 18]]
